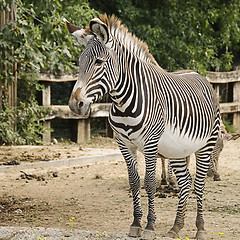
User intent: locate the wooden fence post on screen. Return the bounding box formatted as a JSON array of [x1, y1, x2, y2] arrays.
[[77, 119, 90, 143], [214, 84, 220, 101], [233, 82, 240, 130], [42, 83, 51, 144], [105, 118, 114, 138]]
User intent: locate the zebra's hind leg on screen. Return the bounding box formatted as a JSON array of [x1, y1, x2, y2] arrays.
[[160, 157, 168, 185], [207, 138, 223, 181], [166, 158, 192, 238], [194, 150, 211, 240], [117, 139, 143, 237], [167, 159, 176, 187]]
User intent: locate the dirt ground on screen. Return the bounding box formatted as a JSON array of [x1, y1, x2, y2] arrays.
[[0, 136, 239, 240]]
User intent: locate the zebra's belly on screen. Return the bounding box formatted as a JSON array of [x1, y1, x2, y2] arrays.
[[158, 124, 208, 158]]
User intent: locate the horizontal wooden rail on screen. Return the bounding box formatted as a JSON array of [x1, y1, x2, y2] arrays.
[[45, 103, 112, 120], [206, 70, 240, 83], [44, 102, 240, 121], [39, 70, 240, 84], [39, 74, 78, 82], [219, 102, 240, 114]]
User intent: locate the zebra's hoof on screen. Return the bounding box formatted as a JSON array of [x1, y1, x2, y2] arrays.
[[161, 179, 168, 186], [195, 230, 207, 240], [207, 171, 214, 177], [129, 225, 142, 237], [141, 229, 156, 240], [169, 180, 176, 188], [165, 229, 179, 238], [213, 175, 221, 181]]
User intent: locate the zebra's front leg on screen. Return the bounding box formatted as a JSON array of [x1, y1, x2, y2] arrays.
[[194, 151, 211, 240], [117, 139, 143, 237], [141, 149, 158, 240], [166, 158, 192, 238]]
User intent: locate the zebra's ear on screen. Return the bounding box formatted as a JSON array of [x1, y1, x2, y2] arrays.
[[89, 18, 109, 44], [63, 18, 92, 45]]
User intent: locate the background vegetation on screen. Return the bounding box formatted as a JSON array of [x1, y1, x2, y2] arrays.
[[90, 0, 240, 73], [0, 0, 98, 144], [1, 0, 240, 144]]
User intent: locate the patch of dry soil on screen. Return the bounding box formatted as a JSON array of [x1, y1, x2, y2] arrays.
[[0, 137, 239, 240], [0, 137, 119, 164]]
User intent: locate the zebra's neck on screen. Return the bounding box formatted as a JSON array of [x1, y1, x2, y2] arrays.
[[110, 49, 148, 111]]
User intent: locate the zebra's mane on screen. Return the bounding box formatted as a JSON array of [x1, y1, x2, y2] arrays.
[[99, 14, 159, 66]]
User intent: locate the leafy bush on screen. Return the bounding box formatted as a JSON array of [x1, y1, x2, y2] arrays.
[[0, 0, 99, 144], [0, 100, 51, 145], [223, 120, 236, 133]]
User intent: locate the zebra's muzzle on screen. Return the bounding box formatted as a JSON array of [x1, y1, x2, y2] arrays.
[[68, 88, 91, 117], [68, 98, 91, 117]]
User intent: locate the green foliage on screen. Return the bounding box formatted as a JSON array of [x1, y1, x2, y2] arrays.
[[223, 120, 236, 133], [0, 100, 51, 145], [1, 0, 99, 82], [0, 0, 99, 144], [90, 0, 240, 74]]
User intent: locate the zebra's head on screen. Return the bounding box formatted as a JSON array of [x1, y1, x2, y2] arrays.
[[65, 17, 119, 116]]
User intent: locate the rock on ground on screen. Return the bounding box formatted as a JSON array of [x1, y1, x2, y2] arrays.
[[0, 226, 177, 240]]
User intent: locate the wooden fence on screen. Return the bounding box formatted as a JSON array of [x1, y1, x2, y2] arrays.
[[206, 70, 240, 129], [0, 6, 17, 111], [40, 70, 240, 144], [39, 74, 112, 144]]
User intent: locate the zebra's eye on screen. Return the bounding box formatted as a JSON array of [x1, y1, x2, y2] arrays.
[[95, 58, 104, 65]]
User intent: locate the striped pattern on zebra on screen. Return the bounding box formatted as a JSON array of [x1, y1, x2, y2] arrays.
[[160, 143, 221, 188], [161, 121, 240, 186], [65, 14, 220, 240], [161, 136, 223, 186]]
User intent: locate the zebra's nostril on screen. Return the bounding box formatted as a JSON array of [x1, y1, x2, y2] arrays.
[[78, 101, 84, 108]]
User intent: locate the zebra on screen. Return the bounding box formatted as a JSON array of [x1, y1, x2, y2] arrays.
[[64, 14, 220, 240]]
